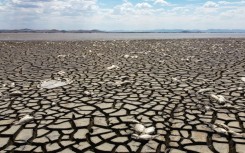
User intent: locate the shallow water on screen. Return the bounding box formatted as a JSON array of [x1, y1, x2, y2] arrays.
[[1, 33, 245, 41]]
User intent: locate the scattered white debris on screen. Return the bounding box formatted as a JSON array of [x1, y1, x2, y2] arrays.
[[38, 78, 73, 89], [131, 55, 138, 59], [14, 114, 34, 125], [2, 82, 15, 88], [106, 65, 120, 70]]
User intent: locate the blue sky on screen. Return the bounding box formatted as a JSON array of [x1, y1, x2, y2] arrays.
[[0, 0, 245, 30]]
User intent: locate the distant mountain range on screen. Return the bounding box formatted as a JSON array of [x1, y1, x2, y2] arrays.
[[111, 29, 245, 33], [0, 29, 104, 33], [1, 28, 245, 33]]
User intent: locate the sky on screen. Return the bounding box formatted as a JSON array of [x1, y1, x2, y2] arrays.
[[0, 0, 245, 30]]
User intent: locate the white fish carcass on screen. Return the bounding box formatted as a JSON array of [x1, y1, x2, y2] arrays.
[[134, 123, 145, 133], [241, 77, 245, 82], [38, 78, 73, 89], [210, 94, 226, 104], [106, 65, 120, 70], [143, 127, 155, 134], [15, 114, 34, 125], [124, 54, 130, 58]]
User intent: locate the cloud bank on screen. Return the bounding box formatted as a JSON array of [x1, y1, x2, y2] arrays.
[[0, 0, 245, 30]]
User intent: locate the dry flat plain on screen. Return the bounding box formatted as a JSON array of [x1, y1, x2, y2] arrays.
[[0, 39, 245, 153]]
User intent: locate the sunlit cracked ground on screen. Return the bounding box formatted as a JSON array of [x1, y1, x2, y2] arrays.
[[0, 39, 245, 153]]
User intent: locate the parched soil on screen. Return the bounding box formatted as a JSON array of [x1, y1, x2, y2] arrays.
[[0, 39, 245, 153]]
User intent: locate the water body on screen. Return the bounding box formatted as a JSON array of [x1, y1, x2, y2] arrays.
[[1, 33, 245, 41]]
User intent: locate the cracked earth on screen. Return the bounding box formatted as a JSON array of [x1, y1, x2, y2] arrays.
[[0, 39, 245, 153]]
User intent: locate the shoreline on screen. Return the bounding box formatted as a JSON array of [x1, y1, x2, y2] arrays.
[[1, 33, 245, 41]]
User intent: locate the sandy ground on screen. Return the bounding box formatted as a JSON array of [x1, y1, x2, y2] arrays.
[[0, 39, 245, 152]]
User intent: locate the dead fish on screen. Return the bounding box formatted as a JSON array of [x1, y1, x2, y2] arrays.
[[207, 123, 236, 136], [132, 134, 158, 140], [229, 131, 245, 137], [143, 127, 155, 134], [114, 80, 131, 87], [14, 114, 34, 125], [172, 77, 180, 82], [210, 94, 226, 104], [124, 54, 130, 58], [214, 127, 228, 135], [215, 123, 230, 131], [241, 77, 245, 82], [134, 123, 145, 133], [9, 91, 23, 97], [38, 78, 73, 89], [107, 65, 119, 70], [57, 55, 67, 58]]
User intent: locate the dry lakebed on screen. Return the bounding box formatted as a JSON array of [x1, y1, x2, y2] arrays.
[[0, 39, 245, 152]]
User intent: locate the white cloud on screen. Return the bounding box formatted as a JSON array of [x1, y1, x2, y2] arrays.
[[204, 1, 218, 8], [135, 2, 152, 9], [154, 0, 169, 5], [218, 1, 230, 5], [113, 1, 134, 15]]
